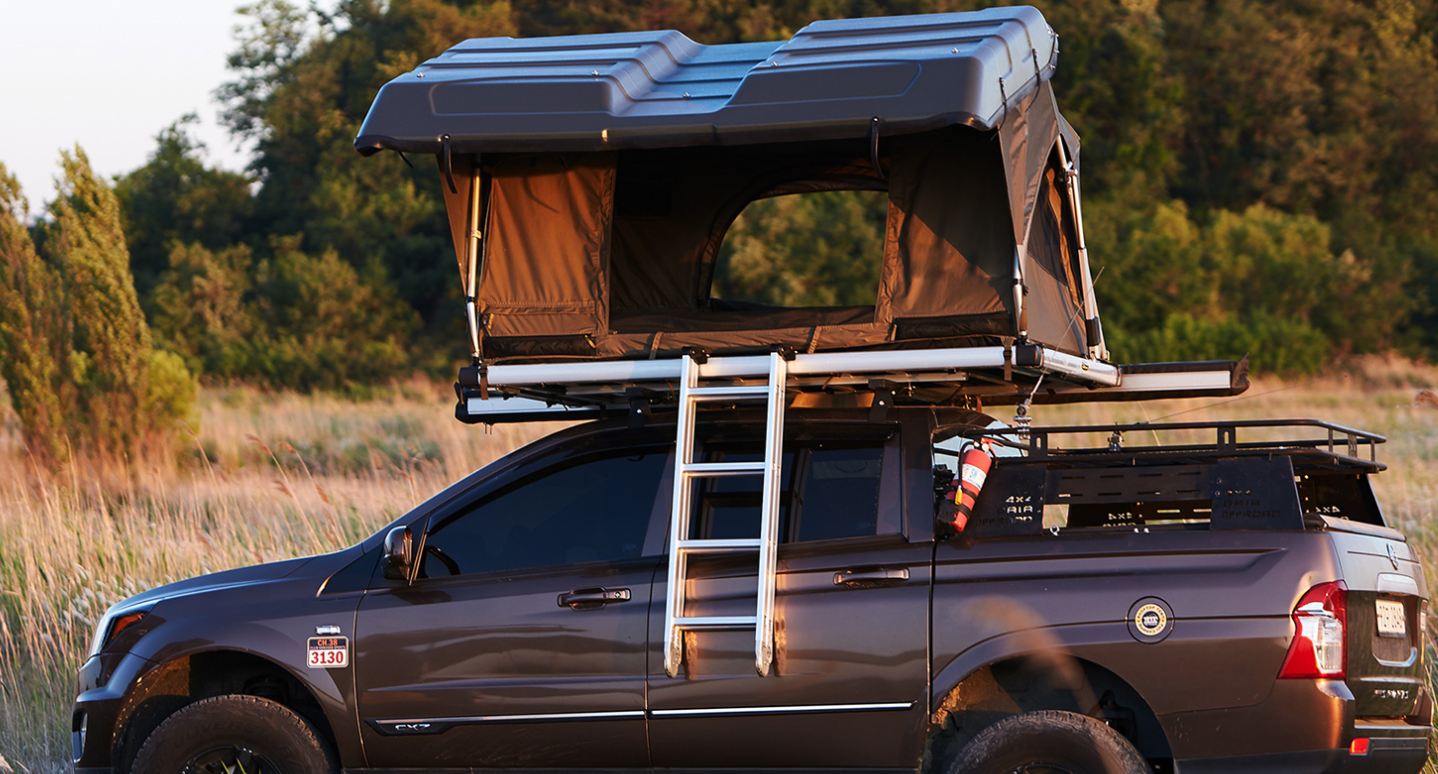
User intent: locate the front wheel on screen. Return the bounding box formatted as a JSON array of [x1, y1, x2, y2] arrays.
[[947, 710, 1150, 774], [131, 694, 337, 774]]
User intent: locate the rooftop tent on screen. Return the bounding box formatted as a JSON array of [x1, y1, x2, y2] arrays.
[[358, 7, 1106, 365]]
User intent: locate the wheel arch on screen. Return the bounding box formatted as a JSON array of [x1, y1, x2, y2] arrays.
[[113, 648, 341, 773], [923, 650, 1172, 773]]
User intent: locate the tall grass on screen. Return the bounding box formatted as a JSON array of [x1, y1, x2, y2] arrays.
[[0, 378, 550, 772], [1, 360, 1437, 771]]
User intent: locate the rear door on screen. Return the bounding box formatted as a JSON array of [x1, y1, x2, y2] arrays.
[[1302, 473, 1430, 718], [1333, 527, 1429, 718], [354, 432, 671, 769], [646, 424, 932, 767]]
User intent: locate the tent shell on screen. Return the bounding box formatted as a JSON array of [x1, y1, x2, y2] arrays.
[[357, 7, 1110, 364], [355, 8, 1248, 412]]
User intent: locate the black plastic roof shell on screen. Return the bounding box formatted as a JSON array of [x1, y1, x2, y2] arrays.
[[355, 6, 1058, 155]]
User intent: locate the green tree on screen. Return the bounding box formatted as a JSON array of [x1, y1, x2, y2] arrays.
[[0, 165, 70, 466], [1, 151, 199, 465], [149, 242, 258, 379], [47, 148, 157, 455], [115, 115, 255, 298], [219, 0, 514, 346], [247, 235, 419, 390]]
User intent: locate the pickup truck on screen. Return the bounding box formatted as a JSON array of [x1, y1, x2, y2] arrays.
[[72, 407, 1431, 774]]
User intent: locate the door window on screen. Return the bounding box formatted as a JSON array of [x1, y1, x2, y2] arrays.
[[692, 440, 888, 543], [420, 448, 668, 578]]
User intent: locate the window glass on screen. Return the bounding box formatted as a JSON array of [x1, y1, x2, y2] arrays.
[[692, 440, 886, 543], [795, 446, 884, 541], [421, 449, 667, 578]]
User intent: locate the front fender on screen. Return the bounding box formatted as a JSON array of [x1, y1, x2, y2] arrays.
[[118, 574, 365, 767]]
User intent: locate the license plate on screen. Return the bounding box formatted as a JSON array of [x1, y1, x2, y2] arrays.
[[307, 636, 349, 668], [1375, 599, 1407, 639]]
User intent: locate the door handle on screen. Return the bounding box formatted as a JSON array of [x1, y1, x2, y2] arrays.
[[833, 567, 909, 587], [557, 587, 632, 609]]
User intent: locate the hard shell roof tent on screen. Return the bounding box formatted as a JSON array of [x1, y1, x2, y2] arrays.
[[356, 5, 1247, 419], [355, 6, 1250, 679]]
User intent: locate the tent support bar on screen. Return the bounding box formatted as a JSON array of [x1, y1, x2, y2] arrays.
[[1055, 139, 1105, 360], [465, 166, 483, 361], [1012, 246, 1027, 339]]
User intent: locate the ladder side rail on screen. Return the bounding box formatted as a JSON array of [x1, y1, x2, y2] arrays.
[[754, 352, 788, 677], [663, 355, 701, 678]]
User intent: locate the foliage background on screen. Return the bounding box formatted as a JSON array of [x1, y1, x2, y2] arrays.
[[2, 0, 1438, 769], [3, 0, 1428, 394]]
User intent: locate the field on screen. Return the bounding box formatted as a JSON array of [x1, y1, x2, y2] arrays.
[[2, 361, 1437, 772]]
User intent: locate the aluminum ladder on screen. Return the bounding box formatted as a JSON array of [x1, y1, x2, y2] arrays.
[[663, 351, 788, 678]]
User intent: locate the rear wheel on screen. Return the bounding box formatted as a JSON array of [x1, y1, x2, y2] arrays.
[[131, 694, 337, 774], [947, 710, 1149, 774]]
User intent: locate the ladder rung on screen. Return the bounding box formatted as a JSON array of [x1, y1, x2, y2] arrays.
[[675, 615, 758, 629], [677, 538, 762, 553], [681, 461, 765, 476], [687, 385, 771, 401]]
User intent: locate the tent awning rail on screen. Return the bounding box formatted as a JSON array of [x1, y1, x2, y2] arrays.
[[453, 345, 1248, 423]]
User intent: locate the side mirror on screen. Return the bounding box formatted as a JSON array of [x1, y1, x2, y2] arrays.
[[383, 526, 414, 581]]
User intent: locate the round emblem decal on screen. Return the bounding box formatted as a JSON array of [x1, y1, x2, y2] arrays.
[[1127, 597, 1174, 643], [1134, 604, 1166, 636]]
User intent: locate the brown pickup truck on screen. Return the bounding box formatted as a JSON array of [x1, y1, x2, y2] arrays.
[[73, 409, 1431, 774]]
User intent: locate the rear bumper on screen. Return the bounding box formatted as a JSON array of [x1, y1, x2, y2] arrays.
[[1167, 680, 1429, 774], [1174, 737, 1427, 774]]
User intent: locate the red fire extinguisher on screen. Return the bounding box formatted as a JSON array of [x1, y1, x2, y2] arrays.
[[938, 439, 993, 535]]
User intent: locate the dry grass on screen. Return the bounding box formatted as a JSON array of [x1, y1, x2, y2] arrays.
[[1, 359, 1437, 771], [0, 378, 551, 772]]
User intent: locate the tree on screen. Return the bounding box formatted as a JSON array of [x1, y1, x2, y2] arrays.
[[0, 151, 200, 467], [47, 148, 157, 455], [246, 235, 418, 390], [115, 115, 255, 298], [0, 165, 70, 466], [219, 0, 514, 342], [149, 242, 258, 379]]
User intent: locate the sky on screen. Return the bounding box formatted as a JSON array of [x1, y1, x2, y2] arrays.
[[0, 1, 265, 210]]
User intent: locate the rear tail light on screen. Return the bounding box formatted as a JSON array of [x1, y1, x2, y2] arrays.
[[1349, 737, 1369, 755], [1278, 580, 1347, 679]]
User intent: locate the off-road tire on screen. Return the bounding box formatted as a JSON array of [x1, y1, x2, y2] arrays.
[[947, 710, 1149, 774], [131, 694, 337, 774]]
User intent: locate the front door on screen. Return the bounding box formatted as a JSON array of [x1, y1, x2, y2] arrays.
[[354, 438, 670, 769], [647, 427, 932, 768]]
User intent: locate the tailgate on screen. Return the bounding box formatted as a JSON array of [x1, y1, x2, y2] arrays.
[[1329, 524, 1429, 717]]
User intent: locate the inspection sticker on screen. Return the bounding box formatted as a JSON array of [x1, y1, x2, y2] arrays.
[[307, 636, 349, 668]]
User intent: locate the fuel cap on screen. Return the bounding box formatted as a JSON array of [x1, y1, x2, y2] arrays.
[[1128, 597, 1174, 643]]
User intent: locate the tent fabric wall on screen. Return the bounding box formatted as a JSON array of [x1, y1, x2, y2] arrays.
[[610, 143, 886, 322], [879, 127, 1015, 338], [436, 98, 1092, 363], [477, 153, 615, 339], [998, 81, 1063, 249], [1022, 163, 1087, 354], [437, 153, 477, 287]]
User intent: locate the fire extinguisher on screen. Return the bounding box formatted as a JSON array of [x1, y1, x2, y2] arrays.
[[937, 439, 993, 535]]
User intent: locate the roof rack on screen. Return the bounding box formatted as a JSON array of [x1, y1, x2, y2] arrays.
[[453, 345, 1248, 424], [952, 418, 1385, 474]]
